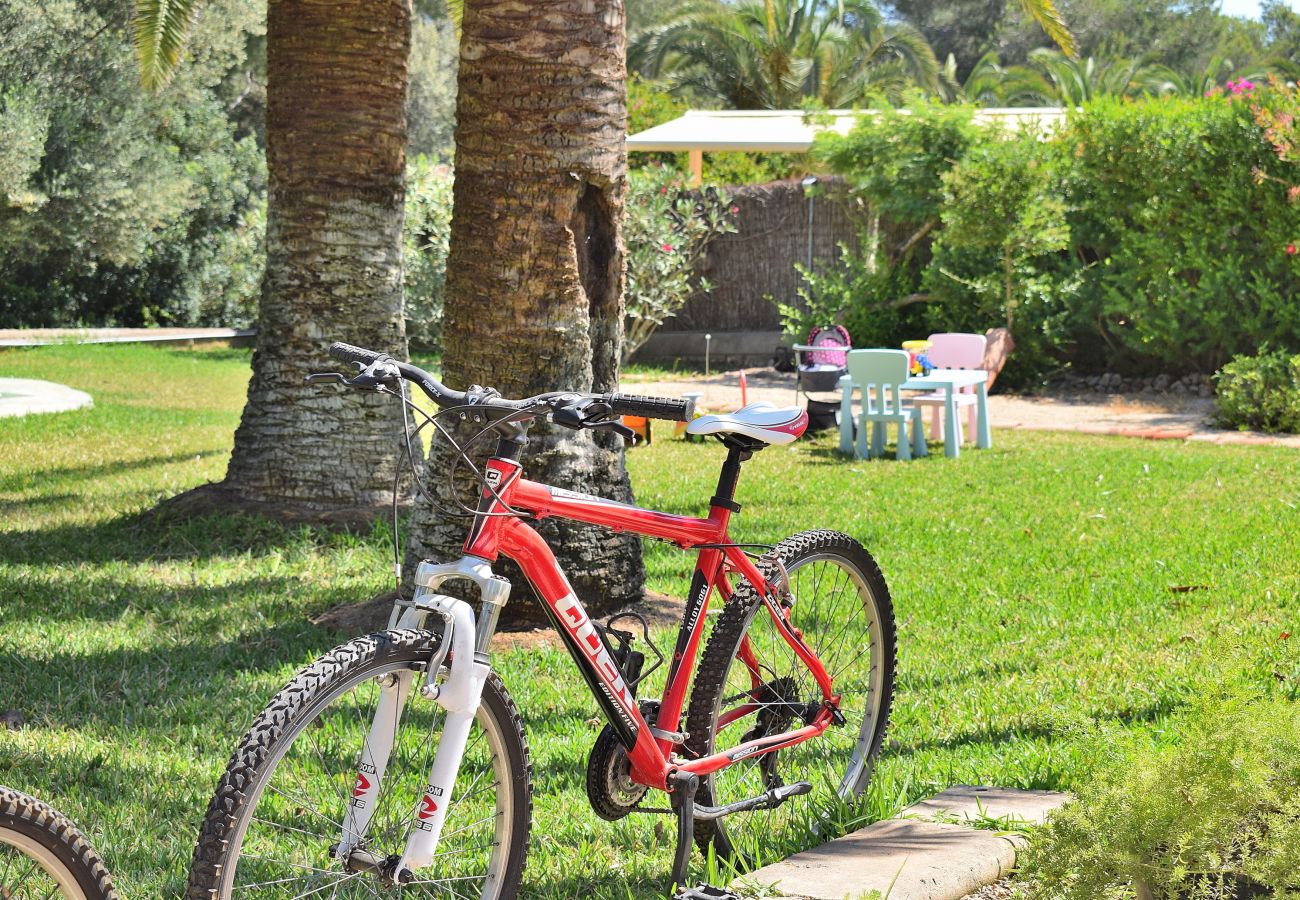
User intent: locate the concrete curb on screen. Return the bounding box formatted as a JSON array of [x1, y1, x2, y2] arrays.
[[732, 786, 1069, 900], [0, 327, 254, 348], [1000, 420, 1300, 447]]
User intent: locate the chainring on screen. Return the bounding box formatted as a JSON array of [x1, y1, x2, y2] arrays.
[[584, 722, 648, 821]]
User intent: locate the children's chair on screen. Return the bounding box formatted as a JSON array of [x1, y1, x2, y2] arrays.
[[842, 349, 926, 460], [911, 332, 985, 445]]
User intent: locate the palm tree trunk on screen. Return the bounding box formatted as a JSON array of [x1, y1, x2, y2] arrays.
[[174, 0, 414, 526], [404, 0, 644, 620]]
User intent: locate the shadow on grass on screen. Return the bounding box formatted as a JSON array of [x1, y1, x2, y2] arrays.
[[2, 450, 228, 494], [0, 619, 345, 732], [888, 695, 1187, 759], [0, 567, 354, 625], [1, 504, 384, 568], [528, 870, 673, 900]]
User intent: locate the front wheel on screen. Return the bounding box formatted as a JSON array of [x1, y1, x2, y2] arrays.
[[0, 786, 118, 899], [187, 629, 532, 899], [685, 530, 896, 872]]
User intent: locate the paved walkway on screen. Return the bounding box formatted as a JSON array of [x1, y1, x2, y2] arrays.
[[735, 786, 1068, 900], [624, 368, 1300, 448], [0, 378, 93, 417], [0, 327, 253, 347]]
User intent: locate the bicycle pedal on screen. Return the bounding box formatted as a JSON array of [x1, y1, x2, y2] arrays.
[[771, 780, 813, 802], [674, 885, 741, 900], [693, 779, 812, 821]]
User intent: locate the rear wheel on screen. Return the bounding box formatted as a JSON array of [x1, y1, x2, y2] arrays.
[[186, 629, 531, 899], [685, 530, 895, 872], [0, 786, 118, 899]]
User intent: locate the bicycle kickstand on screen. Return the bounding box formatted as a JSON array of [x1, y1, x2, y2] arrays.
[[668, 771, 741, 900]]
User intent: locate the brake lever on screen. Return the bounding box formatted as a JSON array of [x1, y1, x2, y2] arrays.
[[306, 372, 347, 385], [588, 418, 638, 441], [306, 358, 401, 392]]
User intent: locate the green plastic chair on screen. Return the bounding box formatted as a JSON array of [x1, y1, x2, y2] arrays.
[[842, 349, 926, 460]]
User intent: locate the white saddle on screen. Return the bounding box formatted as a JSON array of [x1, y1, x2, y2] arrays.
[[686, 402, 809, 446]]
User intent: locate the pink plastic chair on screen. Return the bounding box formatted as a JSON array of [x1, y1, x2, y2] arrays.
[[914, 332, 986, 444]]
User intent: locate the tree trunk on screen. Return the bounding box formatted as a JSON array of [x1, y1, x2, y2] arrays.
[[177, 0, 413, 526], [403, 0, 644, 622]]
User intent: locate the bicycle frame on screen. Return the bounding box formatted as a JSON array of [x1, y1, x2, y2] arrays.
[[348, 443, 840, 880], [470, 453, 839, 790]]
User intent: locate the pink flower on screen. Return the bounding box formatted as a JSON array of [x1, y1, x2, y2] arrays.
[[729, 205, 740, 214], [1288, 185, 1300, 203], [661, 243, 673, 252], [1287, 242, 1297, 256]]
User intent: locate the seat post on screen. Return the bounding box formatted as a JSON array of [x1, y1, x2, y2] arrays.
[[710, 440, 756, 513]]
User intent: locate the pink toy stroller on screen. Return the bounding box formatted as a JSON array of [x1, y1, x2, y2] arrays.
[[793, 324, 851, 430]]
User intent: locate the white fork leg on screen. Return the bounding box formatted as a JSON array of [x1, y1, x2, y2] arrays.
[[337, 668, 413, 856], [396, 593, 489, 876]]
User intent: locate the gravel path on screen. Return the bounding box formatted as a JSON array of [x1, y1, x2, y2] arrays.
[[623, 368, 1300, 448]]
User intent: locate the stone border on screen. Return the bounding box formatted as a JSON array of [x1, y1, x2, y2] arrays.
[[1000, 420, 1300, 448], [0, 327, 254, 348], [732, 786, 1068, 900]]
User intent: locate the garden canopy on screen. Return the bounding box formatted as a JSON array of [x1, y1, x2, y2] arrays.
[[627, 108, 1067, 183]]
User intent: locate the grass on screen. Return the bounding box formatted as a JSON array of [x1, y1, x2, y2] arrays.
[[1, 343, 1299, 897]]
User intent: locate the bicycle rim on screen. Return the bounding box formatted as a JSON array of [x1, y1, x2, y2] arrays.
[[0, 828, 87, 899], [219, 657, 517, 898], [701, 544, 891, 868]]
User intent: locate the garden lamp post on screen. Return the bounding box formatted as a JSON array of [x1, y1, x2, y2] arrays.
[[801, 175, 818, 272]]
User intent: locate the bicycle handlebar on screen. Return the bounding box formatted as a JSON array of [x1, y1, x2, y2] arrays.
[[607, 393, 693, 422], [325, 342, 695, 425], [328, 341, 383, 367]]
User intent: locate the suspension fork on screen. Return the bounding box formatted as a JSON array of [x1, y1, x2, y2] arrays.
[[336, 557, 510, 881]]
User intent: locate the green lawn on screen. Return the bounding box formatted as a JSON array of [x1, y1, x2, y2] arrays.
[[1, 344, 1298, 897]]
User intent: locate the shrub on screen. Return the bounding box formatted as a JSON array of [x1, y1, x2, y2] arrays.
[[624, 165, 736, 362], [1023, 690, 1300, 900], [0, 0, 266, 327], [404, 158, 454, 351], [924, 132, 1076, 384], [806, 91, 1300, 380], [1057, 93, 1300, 374], [1213, 349, 1300, 433]]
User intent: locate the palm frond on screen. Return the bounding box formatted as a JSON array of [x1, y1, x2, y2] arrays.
[[445, 0, 463, 36], [1016, 0, 1076, 59], [132, 0, 202, 90]]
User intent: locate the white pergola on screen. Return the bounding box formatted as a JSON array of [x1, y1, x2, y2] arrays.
[[627, 108, 1067, 184]]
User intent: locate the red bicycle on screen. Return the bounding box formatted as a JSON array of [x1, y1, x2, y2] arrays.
[[186, 343, 896, 899]]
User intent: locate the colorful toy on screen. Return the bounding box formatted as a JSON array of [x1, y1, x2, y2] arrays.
[[901, 339, 934, 377]]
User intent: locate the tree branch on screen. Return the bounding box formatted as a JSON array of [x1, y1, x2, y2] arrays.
[[890, 218, 939, 265], [889, 292, 937, 308]]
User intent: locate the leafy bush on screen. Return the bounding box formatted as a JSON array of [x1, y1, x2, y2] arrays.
[[1024, 690, 1300, 900], [776, 230, 910, 348], [0, 0, 266, 327], [806, 90, 1300, 382], [404, 158, 454, 351], [1213, 349, 1300, 433], [1057, 93, 1300, 374], [814, 99, 980, 233], [923, 132, 1077, 383], [624, 165, 736, 362]]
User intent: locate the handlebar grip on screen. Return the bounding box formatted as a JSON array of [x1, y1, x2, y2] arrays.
[[328, 342, 383, 366], [608, 393, 695, 423]]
